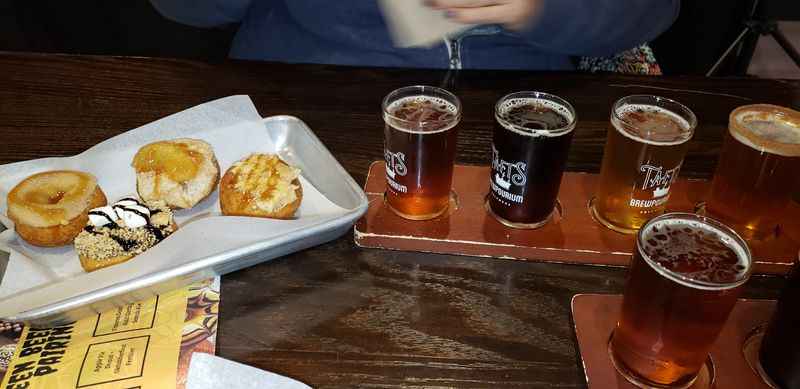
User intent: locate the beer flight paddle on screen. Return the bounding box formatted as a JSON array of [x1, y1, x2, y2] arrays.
[[359, 91, 800, 275], [355, 163, 799, 274]]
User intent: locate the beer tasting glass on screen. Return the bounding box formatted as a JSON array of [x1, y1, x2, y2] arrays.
[[383, 86, 461, 220], [706, 104, 800, 240], [487, 91, 576, 228], [610, 213, 751, 388], [590, 95, 696, 234], [757, 251, 800, 389]]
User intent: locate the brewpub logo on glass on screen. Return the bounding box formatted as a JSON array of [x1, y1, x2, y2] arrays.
[[384, 149, 408, 194], [490, 144, 526, 205], [631, 162, 681, 208]]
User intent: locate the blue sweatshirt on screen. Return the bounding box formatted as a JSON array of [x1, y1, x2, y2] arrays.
[[151, 0, 679, 70]]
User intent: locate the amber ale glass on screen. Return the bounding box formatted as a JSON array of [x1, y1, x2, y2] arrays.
[[706, 104, 800, 240], [383, 86, 461, 220], [487, 91, 576, 228], [759, 253, 800, 389], [610, 213, 751, 388], [591, 96, 696, 234]]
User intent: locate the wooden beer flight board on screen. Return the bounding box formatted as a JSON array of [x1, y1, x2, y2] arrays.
[[355, 162, 800, 275], [571, 294, 776, 389]]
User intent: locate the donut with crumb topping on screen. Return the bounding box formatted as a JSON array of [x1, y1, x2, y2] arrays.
[[74, 198, 176, 272]]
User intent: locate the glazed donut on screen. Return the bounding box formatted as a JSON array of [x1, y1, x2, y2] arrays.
[[219, 153, 302, 219], [7, 170, 107, 247], [133, 138, 220, 209]]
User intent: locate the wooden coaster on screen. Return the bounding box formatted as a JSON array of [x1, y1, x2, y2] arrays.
[[354, 162, 800, 275], [571, 294, 776, 389]]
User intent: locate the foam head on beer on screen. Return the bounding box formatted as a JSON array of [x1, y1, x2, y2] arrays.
[[617, 104, 692, 145], [640, 216, 750, 286], [731, 106, 800, 157], [497, 97, 573, 135], [386, 96, 458, 132]]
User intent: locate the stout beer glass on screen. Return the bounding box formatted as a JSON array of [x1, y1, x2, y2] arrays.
[[383, 86, 461, 220], [487, 91, 576, 228], [610, 213, 751, 388], [591, 95, 696, 234], [706, 104, 800, 240], [758, 252, 800, 389]]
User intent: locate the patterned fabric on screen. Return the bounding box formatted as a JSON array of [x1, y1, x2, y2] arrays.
[[578, 43, 662, 75]]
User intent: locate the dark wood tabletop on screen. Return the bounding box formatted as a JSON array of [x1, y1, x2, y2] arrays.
[[0, 52, 798, 388]]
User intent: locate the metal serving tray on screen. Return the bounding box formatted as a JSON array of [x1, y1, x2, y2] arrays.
[[0, 115, 368, 326]]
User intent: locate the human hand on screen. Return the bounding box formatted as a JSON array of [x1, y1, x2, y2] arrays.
[[424, 0, 542, 31]]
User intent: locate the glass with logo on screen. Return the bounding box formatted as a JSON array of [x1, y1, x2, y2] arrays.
[[383, 86, 461, 220], [590, 95, 696, 234], [610, 212, 751, 388], [487, 91, 576, 228]]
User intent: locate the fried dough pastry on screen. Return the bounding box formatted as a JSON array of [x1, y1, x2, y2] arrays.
[[133, 138, 219, 209], [219, 154, 302, 219], [7, 170, 107, 247]]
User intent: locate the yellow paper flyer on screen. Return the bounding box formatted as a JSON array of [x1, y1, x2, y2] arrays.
[[1, 287, 188, 389], [0, 278, 220, 389]]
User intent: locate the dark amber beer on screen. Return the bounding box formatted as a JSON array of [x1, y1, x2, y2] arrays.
[[610, 213, 751, 388], [706, 104, 800, 240], [759, 255, 800, 389], [591, 96, 696, 234], [383, 86, 461, 220], [487, 92, 576, 228]]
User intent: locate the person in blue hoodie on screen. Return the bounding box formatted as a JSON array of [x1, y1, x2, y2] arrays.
[[150, 0, 679, 70]]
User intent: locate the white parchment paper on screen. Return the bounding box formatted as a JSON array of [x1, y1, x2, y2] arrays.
[[0, 96, 347, 305], [187, 353, 311, 389]]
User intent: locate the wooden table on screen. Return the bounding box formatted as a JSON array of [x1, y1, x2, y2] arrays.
[[0, 52, 797, 388]]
